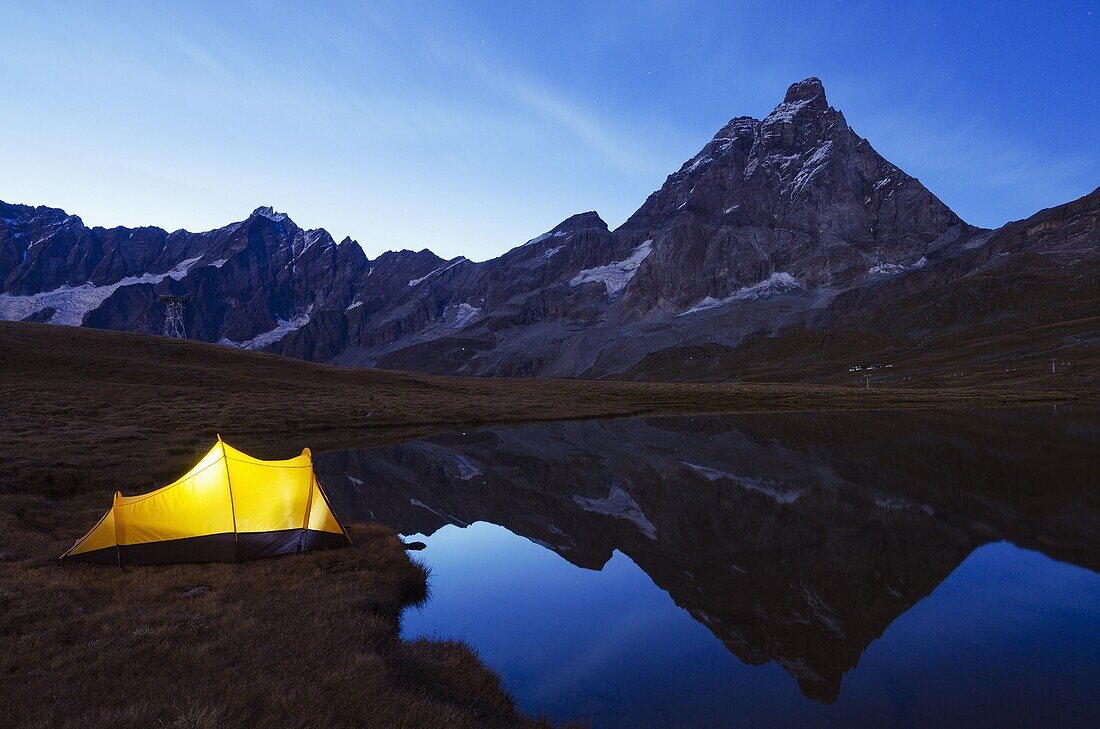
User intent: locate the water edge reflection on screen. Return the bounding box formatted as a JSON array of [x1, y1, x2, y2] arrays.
[[316, 408, 1100, 727]]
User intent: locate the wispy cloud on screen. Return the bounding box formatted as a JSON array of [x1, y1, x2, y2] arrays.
[[474, 64, 656, 177], [170, 35, 230, 78], [419, 28, 663, 178]]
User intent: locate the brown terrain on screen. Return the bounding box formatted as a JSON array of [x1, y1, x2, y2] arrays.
[[625, 314, 1100, 389], [0, 320, 1094, 728]]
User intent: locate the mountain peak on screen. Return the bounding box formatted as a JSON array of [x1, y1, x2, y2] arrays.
[[554, 211, 608, 233], [251, 205, 289, 223], [782, 77, 827, 107]]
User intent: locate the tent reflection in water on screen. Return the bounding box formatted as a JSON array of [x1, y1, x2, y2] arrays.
[[61, 437, 351, 566]]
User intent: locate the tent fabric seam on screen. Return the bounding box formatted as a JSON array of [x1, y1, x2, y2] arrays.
[[224, 456, 310, 468], [119, 455, 309, 505], [118, 457, 227, 504]]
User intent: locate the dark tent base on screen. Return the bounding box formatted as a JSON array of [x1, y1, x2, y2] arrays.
[[62, 529, 350, 566]]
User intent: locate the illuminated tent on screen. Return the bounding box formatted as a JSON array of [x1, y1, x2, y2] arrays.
[[61, 437, 351, 566]]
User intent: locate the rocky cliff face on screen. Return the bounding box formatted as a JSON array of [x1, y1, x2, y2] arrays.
[[2, 78, 1095, 379], [0, 202, 370, 344], [616, 77, 969, 310]]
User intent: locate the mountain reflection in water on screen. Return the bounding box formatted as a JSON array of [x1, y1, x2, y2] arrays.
[[316, 408, 1100, 727]]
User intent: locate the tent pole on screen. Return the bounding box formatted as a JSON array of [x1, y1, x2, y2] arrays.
[[113, 491, 123, 569], [301, 446, 353, 546], [300, 470, 315, 553], [219, 435, 240, 562], [315, 479, 354, 546]]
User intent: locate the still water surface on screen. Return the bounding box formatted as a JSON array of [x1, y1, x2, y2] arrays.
[[317, 408, 1100, 728]]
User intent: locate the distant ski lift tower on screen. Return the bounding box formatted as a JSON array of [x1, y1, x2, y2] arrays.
[[159, 296, 189, 339]]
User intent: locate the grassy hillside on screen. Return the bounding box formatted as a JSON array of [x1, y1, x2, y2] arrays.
[[627, 315, 1100, 389]]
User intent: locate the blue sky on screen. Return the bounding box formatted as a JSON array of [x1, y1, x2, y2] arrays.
[[1, 1, 1096, 260]]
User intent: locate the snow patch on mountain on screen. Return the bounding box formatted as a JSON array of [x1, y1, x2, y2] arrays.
[[223, 312, 311, 349], [297, 229, 330, 258], [538, 245, 564, 263], [744, 152, 799, 180], [441, 303, 481, 330], [763, 97, 810, 125], [867, 257, 926, 276], [408, 258, 466, 287], [680, 300, 720, 316], [572, 484, 657, 539], [790, 141, 833, 197], [680, 296, 725, 315], [733, 272, 803, 300], [569, 239, 653, 297], [522, 229, 568, 247], [683, 153, 714, 174], [0, 256, 203, 326], [679, 272, 804, 316]]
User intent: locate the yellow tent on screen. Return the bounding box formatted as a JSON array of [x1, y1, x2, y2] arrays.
[[61, 437, 351, 566]]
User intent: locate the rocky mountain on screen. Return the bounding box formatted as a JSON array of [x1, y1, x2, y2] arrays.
[[627, 185, 1100, 385], [2, 78, 1096, 381]]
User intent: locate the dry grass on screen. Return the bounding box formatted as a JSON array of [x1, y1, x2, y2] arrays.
[[0, 321, 1088, 727], [2, 521, 549, 728], [629, 315, 1100, 392]]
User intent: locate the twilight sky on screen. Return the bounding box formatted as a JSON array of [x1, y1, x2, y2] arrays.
[[1, 1, 1096, 260]]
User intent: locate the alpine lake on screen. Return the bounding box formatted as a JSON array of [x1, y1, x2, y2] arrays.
[[316, 407, 1100, 728]]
